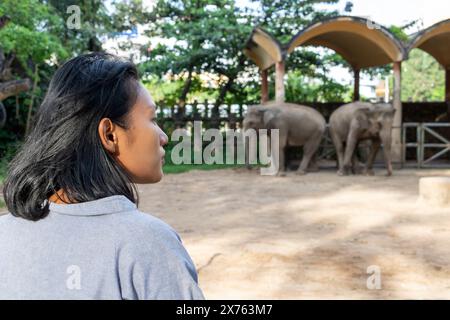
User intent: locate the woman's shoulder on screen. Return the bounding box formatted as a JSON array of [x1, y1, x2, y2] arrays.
[[115, 209, 182, 248]]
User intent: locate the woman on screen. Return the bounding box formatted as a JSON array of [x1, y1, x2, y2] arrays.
[[0, 53, 205, 300]]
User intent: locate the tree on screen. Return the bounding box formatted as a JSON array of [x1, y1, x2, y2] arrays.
[[138, 0, 342, 116], [0, 0, 134, 132], [0, 0, 67, 132], [46, 0, 115, 53], [402, 49, 445, 102]]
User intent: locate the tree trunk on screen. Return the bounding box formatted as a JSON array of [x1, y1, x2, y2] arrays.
[[25, 66, 39, 137], [213, 54, 246, 111], [214, 76, 235, 111], [0, 79, 31, 101], [179, 67, 193, 110]]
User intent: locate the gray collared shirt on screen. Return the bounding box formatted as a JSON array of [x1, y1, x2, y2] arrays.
[[0, 195, 205, 300]]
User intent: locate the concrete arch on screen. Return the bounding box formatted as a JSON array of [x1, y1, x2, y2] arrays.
[[286, 16, 405, 69], [243, 27, 284, 71], [408, 19, 450, 68], [243, 16, 407, 164], [243, 27, 285, 102], [408, 19, 450, 103]]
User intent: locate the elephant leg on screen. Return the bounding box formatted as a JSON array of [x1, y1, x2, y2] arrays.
[[330, 128, 345, 175], [342, 131, 360, 176], [275, 144, 287, 176], [244, 133, 258, 170], [307, 152, 319, 172], [364, 138, 381, 176], [380, 133, 393, 176], [297, 132, 322, 175], [351, 151, 363, 174]]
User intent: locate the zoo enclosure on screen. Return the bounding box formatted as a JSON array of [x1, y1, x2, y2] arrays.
[[158, 101, 450, 168]]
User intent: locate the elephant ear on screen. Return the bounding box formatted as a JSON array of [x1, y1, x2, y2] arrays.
[[262, 109, 280, 128], [355, 107, 371, 129], [383, 107, 396, 119], [375, 103, 396, 119]]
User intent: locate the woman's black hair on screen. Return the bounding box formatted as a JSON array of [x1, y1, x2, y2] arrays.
[[2, 52, 141, 221]]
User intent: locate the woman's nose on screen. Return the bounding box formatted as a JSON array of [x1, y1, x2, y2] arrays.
[[160, 130, 168, 146]]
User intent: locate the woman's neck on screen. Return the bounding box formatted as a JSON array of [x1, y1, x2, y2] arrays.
[[48, 189, 76, 204]]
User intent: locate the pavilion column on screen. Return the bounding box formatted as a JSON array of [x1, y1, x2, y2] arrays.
[[261, 69, 269, 104], [446, 67, 450, 102], [391, 61, 403, 166], [353, 68, 360, 101], [446, 67, 450, 120], [275, 60, 285, 103]]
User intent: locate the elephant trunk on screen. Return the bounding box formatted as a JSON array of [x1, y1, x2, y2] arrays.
[[380, 129, 393, 176]]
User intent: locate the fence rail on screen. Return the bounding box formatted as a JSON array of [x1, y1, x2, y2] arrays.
[[402, 122, 450, 168], [156, 102, 450, 168]]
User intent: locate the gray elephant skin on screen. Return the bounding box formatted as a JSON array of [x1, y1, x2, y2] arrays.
[[329, 102, 396, 176], [243, 101, 326, 175]]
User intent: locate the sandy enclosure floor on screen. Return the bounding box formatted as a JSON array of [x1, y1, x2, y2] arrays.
[[137, 167, 450, 299], [1, 168, 450, 299]]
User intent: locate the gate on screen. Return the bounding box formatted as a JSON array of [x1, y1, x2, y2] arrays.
[[402, 122, 450, 168]]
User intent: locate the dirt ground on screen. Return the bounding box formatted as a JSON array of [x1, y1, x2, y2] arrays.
[[2, 167, 450, 299], [137, 167, 450, 299]]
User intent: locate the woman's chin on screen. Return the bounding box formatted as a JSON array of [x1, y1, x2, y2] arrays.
[[152, 170, 164, 183]]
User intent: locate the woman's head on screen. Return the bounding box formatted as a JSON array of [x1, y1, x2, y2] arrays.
[[3, 52, 168, 221]]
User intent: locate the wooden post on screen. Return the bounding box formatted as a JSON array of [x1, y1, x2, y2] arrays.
[[261, 69, 269, 104], [391, 61, 403, 166], [446, 67, 450, 102], [446, 67, 450, 120], [275, 60, 285, 103], [353, 68, 360, 101]]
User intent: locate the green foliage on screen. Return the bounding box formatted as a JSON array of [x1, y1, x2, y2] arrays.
[[284, 70, 352, 103], [144, 74, 217, 107], [48, 0, 115, 53], [0, 0, 67, 72], [402, 49, 445, 102], [0, 137, 22, 185], [140, 0, 342, 105], [363, 21, 420, 80], [163, 163, 245, 174], [162, 134, 247, 175], [250, 0, 340, 44], [2, 0, 446, 182]]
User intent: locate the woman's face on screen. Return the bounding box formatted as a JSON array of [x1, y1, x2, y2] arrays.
[[99, 82, 168, 184]]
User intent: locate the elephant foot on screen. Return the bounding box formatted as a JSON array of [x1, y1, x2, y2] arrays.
[[385, 171, 392, 177], [352, 166, 364, 175], [364, 169, 375, 176], [296, 169, 307, 176], [338, 167, 350, 176], [307, 161, 319, 172], [276, 171, 287, 177]]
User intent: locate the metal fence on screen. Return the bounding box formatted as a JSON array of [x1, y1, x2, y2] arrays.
[[402, 122, 450, 168], [156, 102, 450, 168], [156, 100, 246, 131]]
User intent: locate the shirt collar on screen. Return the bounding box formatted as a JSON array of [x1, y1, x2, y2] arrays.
[[48, 195, 137, 216]]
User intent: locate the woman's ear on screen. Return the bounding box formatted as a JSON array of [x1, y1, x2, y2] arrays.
[[98, 118, 118, 154]]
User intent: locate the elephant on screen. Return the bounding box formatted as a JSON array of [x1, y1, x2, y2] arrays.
[[329, 101, 396, 176], [242, 101, 326, 175]]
